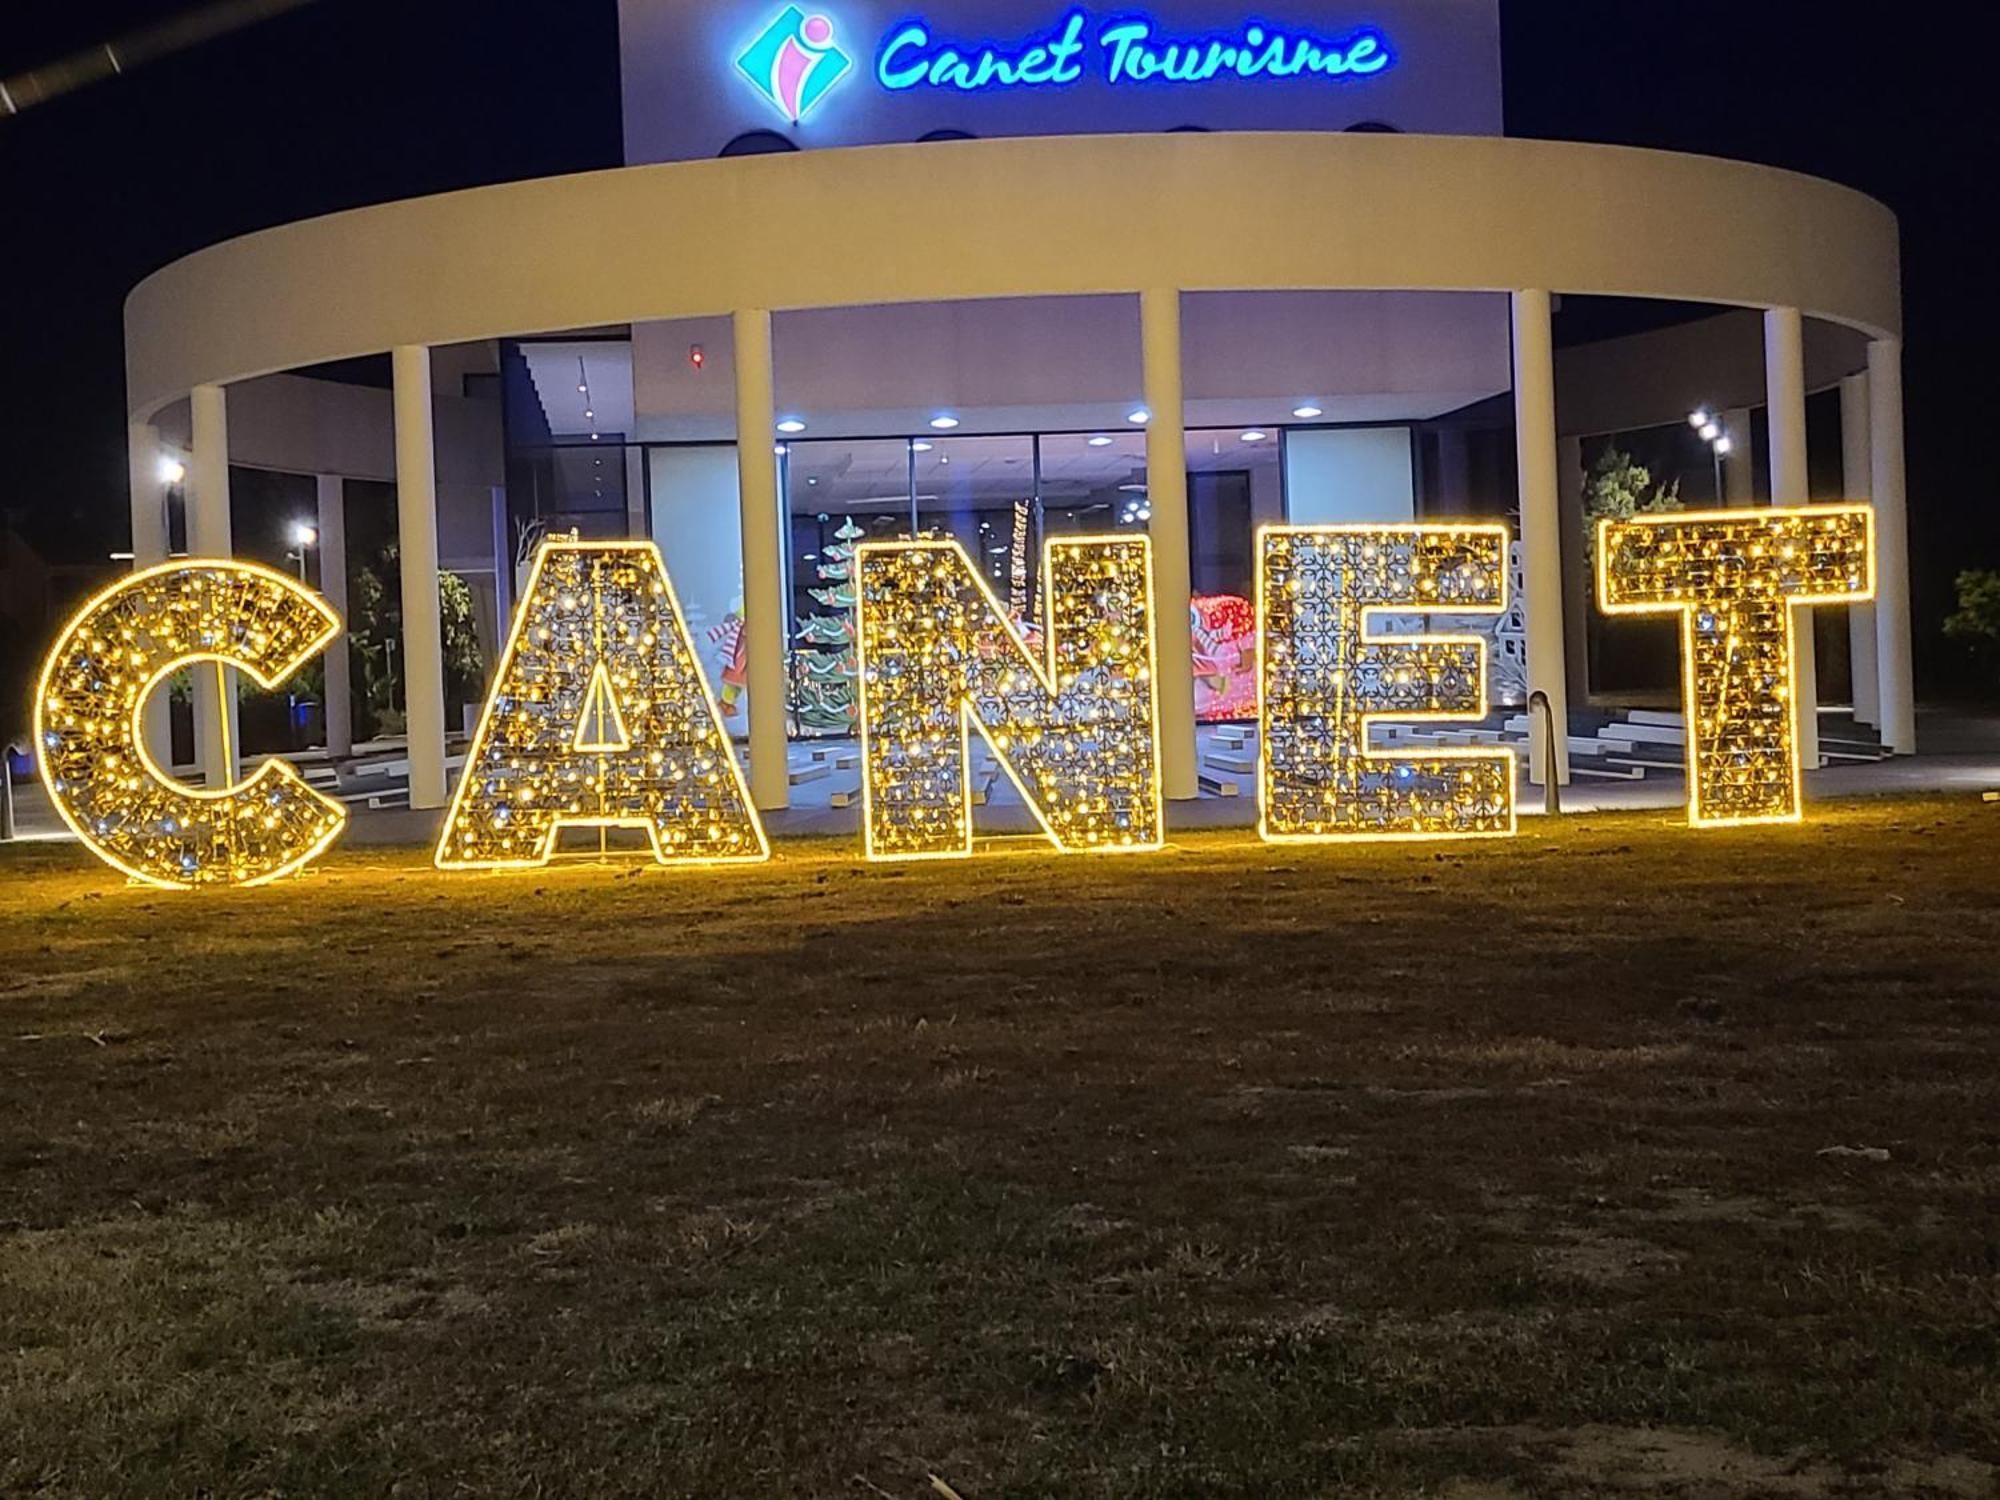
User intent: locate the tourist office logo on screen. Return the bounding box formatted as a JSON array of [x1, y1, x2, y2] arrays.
[[34, 507, 1873, 890], [737, 5, 853, 121]]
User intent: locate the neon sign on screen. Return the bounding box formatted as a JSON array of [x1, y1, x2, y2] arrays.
[[738, 6, 852, 121], [876, 10, 1392, 95]]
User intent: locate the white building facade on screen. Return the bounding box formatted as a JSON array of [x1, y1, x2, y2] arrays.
[[121, 0, 1915, 810]]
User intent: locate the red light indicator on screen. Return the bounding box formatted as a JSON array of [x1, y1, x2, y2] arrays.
[[689, 344, 705, 370]]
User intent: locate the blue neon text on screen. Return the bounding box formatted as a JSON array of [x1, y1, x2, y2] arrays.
[[874, 11, 1393, 94]]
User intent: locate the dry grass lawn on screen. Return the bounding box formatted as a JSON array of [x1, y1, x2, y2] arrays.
[[1, 798, 1996, 1497]]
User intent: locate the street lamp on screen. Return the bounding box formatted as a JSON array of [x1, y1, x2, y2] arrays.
[[1689, 408, 1732, 501], [285, 520, 317, 580]]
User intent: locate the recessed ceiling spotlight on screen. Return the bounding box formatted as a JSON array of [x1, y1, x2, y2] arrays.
[[1126, 408, 1150, 425], [1087, 435, 1113, 447], [1240, 429, 1268, 442], [929, 414, 960, 429], [1291, 404, 1323, 419], [776, 418, 807, 434], [911, 441, 933, 452]]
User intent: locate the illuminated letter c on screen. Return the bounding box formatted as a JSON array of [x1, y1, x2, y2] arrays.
[[35, 559, 348, 888]]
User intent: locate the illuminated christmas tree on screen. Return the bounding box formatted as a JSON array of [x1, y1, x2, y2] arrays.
[[791, 518, 862, 735]]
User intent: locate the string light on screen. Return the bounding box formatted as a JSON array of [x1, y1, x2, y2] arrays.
[[855, 535, 1162, 860], [1596, 505, 1874, 826], [1258, 524, 1516, 842], [436, 538, 769, 869], [34, 559, 347, 888]]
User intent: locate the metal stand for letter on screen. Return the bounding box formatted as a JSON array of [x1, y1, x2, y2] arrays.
[[1528, 690, 1561, 817]]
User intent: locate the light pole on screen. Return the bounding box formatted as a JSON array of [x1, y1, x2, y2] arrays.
[[285, 520, 317, 582], [1688, 408, 1734, 502]]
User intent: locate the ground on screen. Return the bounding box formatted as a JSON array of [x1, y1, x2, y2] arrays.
[[1, 799, 1996, 1498]]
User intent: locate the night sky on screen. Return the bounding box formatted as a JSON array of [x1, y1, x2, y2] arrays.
[[4, 1, 1996, 692]]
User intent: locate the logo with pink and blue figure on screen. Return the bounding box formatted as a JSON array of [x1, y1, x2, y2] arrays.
[[738, 7, 851, 122]]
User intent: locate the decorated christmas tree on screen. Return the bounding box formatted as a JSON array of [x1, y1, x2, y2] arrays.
[[790, 518, 862, 735]]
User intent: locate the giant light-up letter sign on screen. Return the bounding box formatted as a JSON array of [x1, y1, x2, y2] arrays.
[[35, 559, 347, 888], [1596, 505, 1874, 827], [1259, 525, 1515, 842], [855, 536, 1161, 860], [436, 540, 768, 869]]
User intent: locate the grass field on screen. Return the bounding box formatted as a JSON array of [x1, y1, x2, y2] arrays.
[[1, 798, 1996, 1498]]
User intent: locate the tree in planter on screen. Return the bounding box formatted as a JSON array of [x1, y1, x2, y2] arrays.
[[346, 543, 484, 741], [1582, 444, 1683, 695], [1944, 569, 2000, 686], [1581, 443, 1682, 556]]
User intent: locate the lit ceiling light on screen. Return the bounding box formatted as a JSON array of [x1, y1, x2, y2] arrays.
[[1087, 435, 1113, 447], [929, 414, 960, 429], [1292, 405, 1323, 419], [584, 409, 594, 421], [777, 418, 807, 434], [157, 456, 186, 485], [1127, 408, 1150, 425], [911, 441, 933, 453], [1240, 429, 1268, 443], [774, 443, 788, 456]]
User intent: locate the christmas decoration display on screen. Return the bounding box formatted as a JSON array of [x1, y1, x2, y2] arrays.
[[792, 517, 863, 735], [1596, 505, 1874, 826], [1484, 539, 1529, 707], [436, 539, 768, 869], [35, 559, 346, 888], [1259, 524, 1515, 841], [1191, 592, 1257, 721], [855, 535, 1161, 859]]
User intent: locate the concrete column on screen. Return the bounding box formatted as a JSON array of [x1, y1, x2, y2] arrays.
[[731, 310, 790, 812], [1868, 339, 1916, 753], [188, 383, 239, 788], [1141, 288, 1198, 801], [1721, 405, 1754, 502], [1838, 374, 1880, 727], [126, 422, 174, 768], [1556, 434, 1589, 705], [1765, 306, 1817, 770], [392, 345, 448, 810], [315, 473, 353, 758], [1511, 289, 1571, 786]]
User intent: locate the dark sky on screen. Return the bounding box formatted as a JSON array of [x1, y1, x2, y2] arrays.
[[4, 1, 1996, 687]]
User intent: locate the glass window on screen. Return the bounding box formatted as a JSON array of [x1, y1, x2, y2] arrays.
[[913, 435, 1036, 617], [784, 437, 913, 737], [1184, 428, 1278, 720]]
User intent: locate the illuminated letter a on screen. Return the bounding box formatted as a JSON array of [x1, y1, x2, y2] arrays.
[[436, 540, 768, 869]]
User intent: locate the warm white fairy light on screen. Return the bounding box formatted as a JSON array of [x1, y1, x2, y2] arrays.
[[1597, 505, 1874, 826], [855, 535, 1161, 860], [1259, 524, 1515, 842], [35, 559, 347, 888], [436, 539, 768, 869]]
